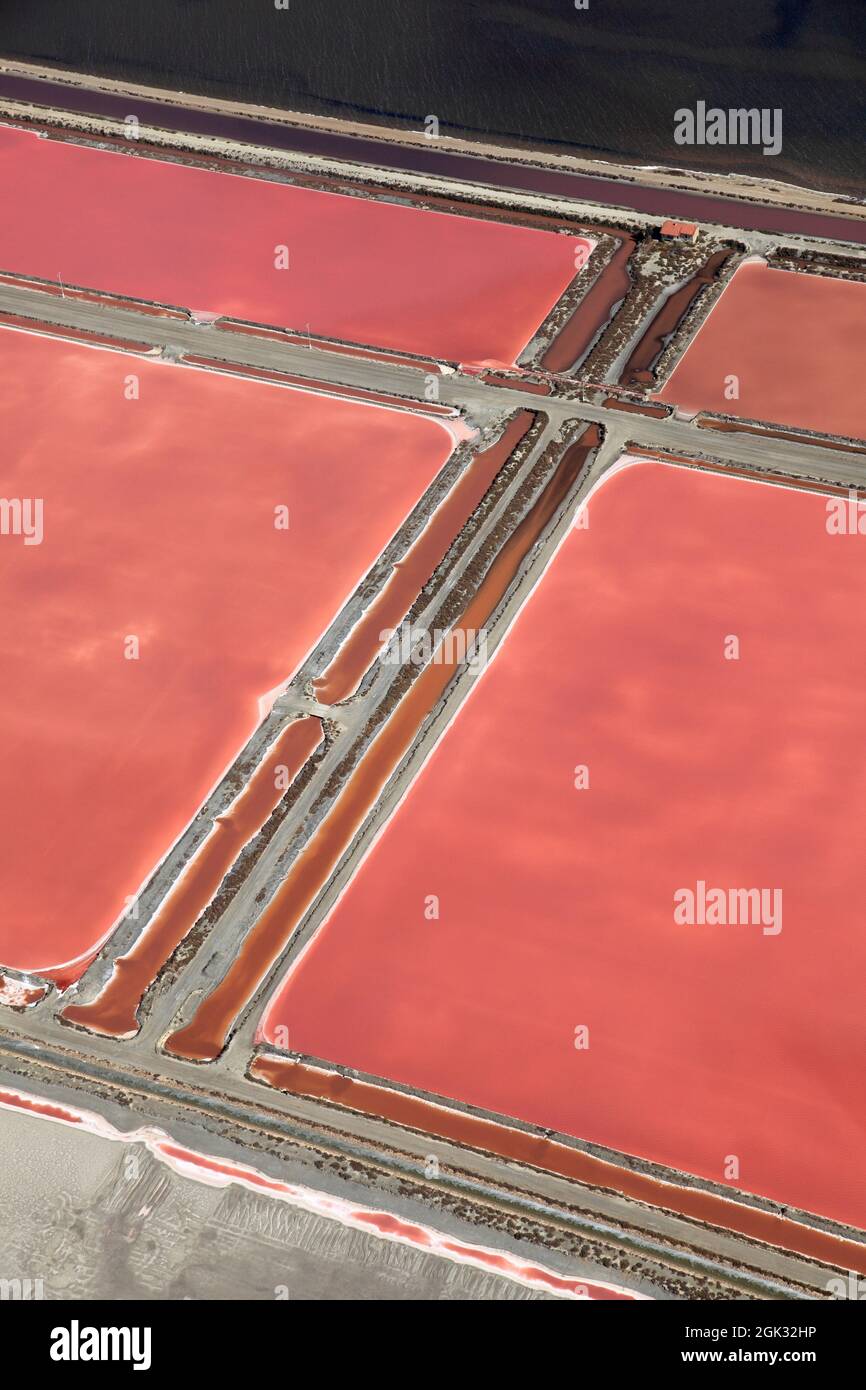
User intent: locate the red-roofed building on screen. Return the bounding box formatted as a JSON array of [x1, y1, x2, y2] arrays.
[[660, 220, 699, 242]]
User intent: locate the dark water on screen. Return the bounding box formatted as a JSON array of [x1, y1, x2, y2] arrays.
[[0, 0, 863, 197]]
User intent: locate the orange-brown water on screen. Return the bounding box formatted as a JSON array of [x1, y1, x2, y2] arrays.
[[165, 429, 600, 1061]]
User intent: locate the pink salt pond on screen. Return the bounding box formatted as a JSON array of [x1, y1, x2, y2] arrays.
[[657, 259, 866, 440], [262, 457, 866, 1231], [0, 325, 455, 975], [0, 125, 591, 365]]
